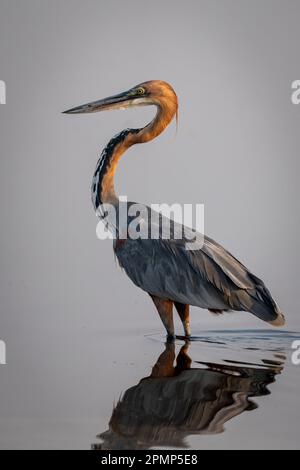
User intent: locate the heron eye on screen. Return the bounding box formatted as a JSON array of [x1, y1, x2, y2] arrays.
[[136, 87, 145, 95]]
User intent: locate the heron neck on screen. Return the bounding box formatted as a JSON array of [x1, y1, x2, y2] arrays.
[[92, 102, 176, 210]]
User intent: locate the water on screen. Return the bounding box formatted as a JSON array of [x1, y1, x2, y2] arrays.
[[92, 330, 300, 450], [1, 0, 300, 452], [0, 321, 299, 450]]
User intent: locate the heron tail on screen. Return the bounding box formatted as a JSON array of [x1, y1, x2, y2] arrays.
[[249, 299, 285, 327], [234, 275, 286, 327], [268, 311, 286, 327]]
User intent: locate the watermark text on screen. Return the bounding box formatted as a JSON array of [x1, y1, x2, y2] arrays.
[[95, 197, 205, 251], [0, 340, 6, 365], [0, 80, 6, 104], [291, 80, 300, 105], [291, 340, 300, 365]]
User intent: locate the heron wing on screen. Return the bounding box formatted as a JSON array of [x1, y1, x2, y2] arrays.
[[116, 235, 232, 306], [114, 208, 281, 322]]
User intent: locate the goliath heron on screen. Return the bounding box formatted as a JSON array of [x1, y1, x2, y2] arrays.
[[63, 80, 285, 339]]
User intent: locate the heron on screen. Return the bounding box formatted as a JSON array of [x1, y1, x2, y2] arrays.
[[63, 80, 285, 340]]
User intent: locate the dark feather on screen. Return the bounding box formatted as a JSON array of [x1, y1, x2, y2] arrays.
[[113, 204, 285, 326]]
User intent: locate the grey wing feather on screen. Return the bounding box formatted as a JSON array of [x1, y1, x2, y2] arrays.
[[114, 208, 283, 324]]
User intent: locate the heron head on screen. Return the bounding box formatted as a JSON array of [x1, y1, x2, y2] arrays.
[[62, 80, 178, 115]]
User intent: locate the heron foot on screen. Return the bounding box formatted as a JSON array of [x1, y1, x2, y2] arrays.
[[176, 334, 191, 342], [166, 334, 176, 343]]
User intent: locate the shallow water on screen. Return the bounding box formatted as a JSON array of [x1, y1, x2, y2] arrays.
[[94, 330, 299, 450], [1, 0, 300, 452], [0, 328, 299, 450]]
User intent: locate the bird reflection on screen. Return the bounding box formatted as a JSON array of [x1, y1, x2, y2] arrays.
[[94, 342, 284, 450]]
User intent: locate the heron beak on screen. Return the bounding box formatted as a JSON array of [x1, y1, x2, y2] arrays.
[[62, 90, 133, 114]]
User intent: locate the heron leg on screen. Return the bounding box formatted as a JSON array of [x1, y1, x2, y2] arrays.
[[150, 295, 175, 341], [174, 302, 191, 338]]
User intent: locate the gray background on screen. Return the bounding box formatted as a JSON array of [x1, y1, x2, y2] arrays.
[[0, 0, 299, 449]]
